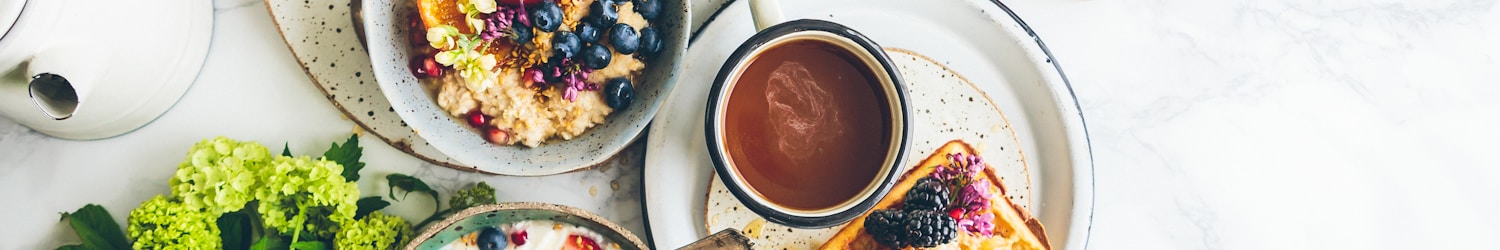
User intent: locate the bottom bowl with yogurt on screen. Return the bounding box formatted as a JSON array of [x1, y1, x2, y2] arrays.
[[409, 203, 647, 250]]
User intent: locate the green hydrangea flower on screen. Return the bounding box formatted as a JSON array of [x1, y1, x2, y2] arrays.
[[169, 137, 269, 216], [255, 155, 360, 240], [335, 211, 414, 249], [127, 195, 221, 249], [449, 182, 496, 211]]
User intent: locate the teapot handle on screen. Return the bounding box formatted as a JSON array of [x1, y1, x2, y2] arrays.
[[26, 45, 106, 120]]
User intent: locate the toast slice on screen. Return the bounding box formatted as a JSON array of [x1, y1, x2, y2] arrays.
[[820, 140, 1050, 250]]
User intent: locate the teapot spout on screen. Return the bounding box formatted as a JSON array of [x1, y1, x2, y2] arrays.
[[29, 73, 78, 120], [25, 46, 104, 120]]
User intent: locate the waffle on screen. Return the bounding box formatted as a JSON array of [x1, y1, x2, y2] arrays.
[[820, 140, 1050, 250]]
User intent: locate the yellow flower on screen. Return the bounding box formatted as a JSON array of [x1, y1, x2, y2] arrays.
[[457, 50, 499, 91], [464, 0, 497, 14], [427, 25, 461, 50]]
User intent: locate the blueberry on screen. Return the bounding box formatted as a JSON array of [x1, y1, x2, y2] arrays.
[[589, 0, 619, 27], [603, 78, 634, 109], [529, 0, 563, 32], [576, 22, 602, 44], [542, 59, 564, 83], [609, 23, 639, 54], [477, 227, 506, 250], [633, 0, 661, 20], [511, 26, 533, 45], [580, 43, 612, 70], [637, 26, 662, 57], [552, 32, 581, 59]]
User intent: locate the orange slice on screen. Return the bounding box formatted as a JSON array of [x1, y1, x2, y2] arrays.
[[418, 0, 472, 33]]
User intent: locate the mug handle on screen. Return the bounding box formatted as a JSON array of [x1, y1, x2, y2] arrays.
[[749, 0, 783, 31]]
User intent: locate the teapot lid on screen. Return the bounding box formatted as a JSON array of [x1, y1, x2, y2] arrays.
[[0, 0, 22, 38]]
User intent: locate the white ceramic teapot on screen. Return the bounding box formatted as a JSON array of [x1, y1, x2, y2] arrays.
[[0, 0, 212, 139]]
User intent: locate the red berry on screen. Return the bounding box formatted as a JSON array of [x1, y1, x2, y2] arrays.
[[411, 56, 443, 79], [466, 110, 488, 127], [510, 230, 528, 246], [407, 14, 427, 46], [497, 0, 544, 6], [485, 127, 510, 144], [565, 235, 601, 250], [948, 208, 964, 220]]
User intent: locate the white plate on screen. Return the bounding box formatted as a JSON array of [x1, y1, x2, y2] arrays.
[[363, 0, 690, 176], [642, 0, 1094, 248], [703, 48, 1039, 248]]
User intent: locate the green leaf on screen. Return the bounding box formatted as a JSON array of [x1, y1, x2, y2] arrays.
[[323, 134, 365, 181], [54, 244, 87, 250], [289, 241, 328, 250], [282, 142, 293, 157], [387, 173, 443, 225], [250, 235, 287, 250], [386, 174, 438, 202], [59, 204, 128, 250], [354, 196, 391, 220], [218, 210, 254, 250]]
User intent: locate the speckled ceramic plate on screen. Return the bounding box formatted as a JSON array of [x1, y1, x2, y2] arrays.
[[265, 0, 469, 170], [643, 0, 1095, 249], [700, 49, 1034, 248], [407, 202, 648, 250], [361, 0, 689, 176]]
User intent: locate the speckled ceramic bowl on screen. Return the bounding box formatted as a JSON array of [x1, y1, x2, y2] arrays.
[[406, 202, 648, 250], [363, 0, 688, 176]]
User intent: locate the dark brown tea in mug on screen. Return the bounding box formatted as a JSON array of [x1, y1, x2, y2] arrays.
[[724, 39, 892, 210]]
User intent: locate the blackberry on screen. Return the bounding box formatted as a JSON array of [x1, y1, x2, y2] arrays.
[[863, 209, 906, 247], [903, 177, 950, 212], [903, 210, 958, 248]]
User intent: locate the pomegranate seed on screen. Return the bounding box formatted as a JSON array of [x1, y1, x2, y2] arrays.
[[948, 208, 964, 220], [497, 0, 544, 6], [510, 230, 528, 246], [485, 128, 510, 144], [407, 14, 427, 46], [566, 235, 601, 250], [466, 110, 488, 127], [411, 56, 443, 79]]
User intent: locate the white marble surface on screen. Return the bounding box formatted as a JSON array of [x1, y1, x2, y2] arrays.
[[1005, 0, 1500, 249], [2, 0, 1499, 249]]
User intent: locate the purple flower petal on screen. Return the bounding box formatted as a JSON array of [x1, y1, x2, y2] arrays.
[[514, 3, 530, 27], [524, 68, 545, 85]]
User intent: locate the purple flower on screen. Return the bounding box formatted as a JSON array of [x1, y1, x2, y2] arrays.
[[948, 153, 985, 176], [957, 212, 995, 236], [560, 67, 594, 102], [524, 68, 545, 86], [479, 11, 513, 41], [930, 153, 985, 184], [956, 181, 992, 212], [513, 3, 530, 27], [931, 159, 963, 182]]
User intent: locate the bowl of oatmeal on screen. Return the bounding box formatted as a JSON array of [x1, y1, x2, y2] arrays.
[[406, 202, 648, 250], [364, 0, 686, 175]]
